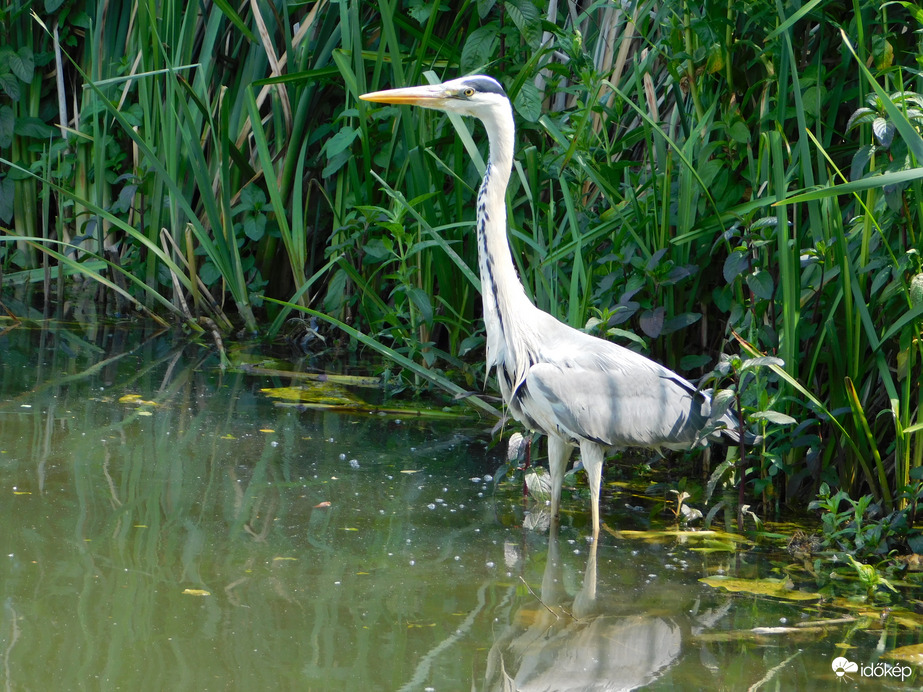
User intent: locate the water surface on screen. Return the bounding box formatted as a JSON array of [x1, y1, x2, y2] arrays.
[[0, 323, 919, 690]]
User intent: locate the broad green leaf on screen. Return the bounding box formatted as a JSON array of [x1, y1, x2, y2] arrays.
[[199, 261, 221, 286], [850, 144, 874, 179], [740, 356, 785, 371], [325, 126, 358, 158], [891, 1, 923, 24], [681, 354, 712, 370], [723, 249, 749, 283], [750, 410, 797, 425], [112, 184, 137, 214], [639, 306, 664, 338], [14, 117, 56, 139], [322, 150, 350, 178], [872, 117, 895, 148], [748, 216, 778, 231], [662, 312, 701, 335], [9, 47, 34, 83], [846, 107, 876, 131], [728, 121, 750, 144], [324, 267, 349, 314], [505, 0, 542, 49], [362, 238, 393, 263], [406, 286, 434, 326], [746, 269, 775, 300], [406, 0, 436, 24], [477, 0, 497, 19], [513, 81, 542, 122], [0, 73, 20, 100], [242, 214, 266, 242], [710, 389, 736, 421], [460, 25, 498, 74]]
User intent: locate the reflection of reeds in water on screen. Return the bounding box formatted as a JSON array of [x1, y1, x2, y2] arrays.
[[0, 328, 493, 688]]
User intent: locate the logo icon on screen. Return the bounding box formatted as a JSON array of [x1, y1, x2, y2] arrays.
[[832, 657, 859, 681]]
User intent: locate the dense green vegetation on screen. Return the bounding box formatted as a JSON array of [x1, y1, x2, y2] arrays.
[[1, 1, 922, 538]]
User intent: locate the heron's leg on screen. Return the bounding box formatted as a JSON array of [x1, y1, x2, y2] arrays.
[[547, 435, 572, 520], [579, 442, 606, 541]]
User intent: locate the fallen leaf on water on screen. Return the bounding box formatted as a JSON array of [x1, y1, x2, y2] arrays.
[[246, 368, 381, 388], [260, 383, 468, 418], [272, 557, 298, 562], [890, 611, 923, 630], [313, 501, 331, 508], [696, 626, 828, 643], [182, 589, 210, 596], [883, 642, 923, 666], [400, 469, 421, 475], [119, 394, 158, 407], [221, 434, 236, 440], [13, 491, 31, 495], [700, 576, 821, 601], [259, 428, 275, 433], [690, 539, 742, 553], [260, 384, 363, 407], [795, 616, 856, 628], [604, 526, 753, 551]]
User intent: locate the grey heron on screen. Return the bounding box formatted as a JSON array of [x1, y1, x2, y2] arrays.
[[361, 76, 754, 539]]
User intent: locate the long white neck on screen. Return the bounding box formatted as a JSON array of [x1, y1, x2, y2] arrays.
[[475, 100, 533, 374]]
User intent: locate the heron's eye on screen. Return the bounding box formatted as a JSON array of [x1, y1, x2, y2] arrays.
[[464, 88, 475, 97]]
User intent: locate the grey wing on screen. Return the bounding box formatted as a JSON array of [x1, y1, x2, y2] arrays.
[[520, 350, 711, 449]]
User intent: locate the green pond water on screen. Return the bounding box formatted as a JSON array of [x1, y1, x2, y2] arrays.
[[0, 323, 920, 690]]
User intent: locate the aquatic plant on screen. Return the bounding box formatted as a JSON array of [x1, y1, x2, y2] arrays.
[[809, 477, 923, 559]]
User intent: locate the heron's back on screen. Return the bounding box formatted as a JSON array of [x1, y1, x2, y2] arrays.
[[497, 315, 741, 450]]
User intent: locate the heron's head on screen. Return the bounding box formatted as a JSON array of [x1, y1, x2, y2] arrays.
[[360, 75, 508, 118]]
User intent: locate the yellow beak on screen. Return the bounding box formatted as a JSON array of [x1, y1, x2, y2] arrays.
[[359, 84, 451, 107]]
